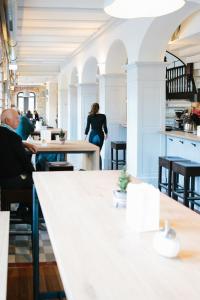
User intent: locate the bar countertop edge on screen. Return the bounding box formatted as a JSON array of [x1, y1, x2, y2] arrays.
[[160, 130, 200, 142]]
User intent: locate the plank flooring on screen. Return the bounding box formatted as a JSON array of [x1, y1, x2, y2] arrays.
[[7, 262, 66, 300]]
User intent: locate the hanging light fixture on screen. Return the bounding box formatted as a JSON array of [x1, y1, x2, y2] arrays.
[[104, 0, 186, 19]]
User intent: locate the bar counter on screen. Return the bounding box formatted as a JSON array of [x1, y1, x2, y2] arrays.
[[160, 130, 200, 142]]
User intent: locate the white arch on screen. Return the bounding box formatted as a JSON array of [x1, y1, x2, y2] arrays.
[[82, 57, 98, 84], [105, 39, 128, 74]]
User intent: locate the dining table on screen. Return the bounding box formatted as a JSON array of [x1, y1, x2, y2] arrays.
[[32, 140, 100, 170], [0, 212, 10, 300], [32, 170, 200, 300]]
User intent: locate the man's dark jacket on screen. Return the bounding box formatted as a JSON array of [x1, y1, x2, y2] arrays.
[[0, 126, 34, 180]]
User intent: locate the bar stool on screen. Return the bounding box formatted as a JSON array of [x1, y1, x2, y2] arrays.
[[111, 141, 126, 170], [158, 156, 188, 197], [172, 160, 200, 208], [45, 161, 74, 171]]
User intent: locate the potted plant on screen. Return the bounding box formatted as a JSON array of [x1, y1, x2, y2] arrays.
[[113, 168, 130, 208], [59, 129, 65, 143]]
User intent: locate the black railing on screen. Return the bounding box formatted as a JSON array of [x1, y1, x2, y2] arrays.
[[166, 65, 196, 100], [165, 51, 197, 101]]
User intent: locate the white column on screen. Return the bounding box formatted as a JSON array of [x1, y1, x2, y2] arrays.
[[46, 81, 58, 127], [67, 85, 78, 140], [126, 62, 166, 185], [99, 74, 127, 169], [77, 83, 98, 139], [58, 87, 68, 130]]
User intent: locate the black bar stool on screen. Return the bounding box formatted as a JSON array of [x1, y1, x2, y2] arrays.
[[172, 160, 200, 208], [45, 161, 74, 171], [158, 156, 188, 197], [111, 141, 126, 170]]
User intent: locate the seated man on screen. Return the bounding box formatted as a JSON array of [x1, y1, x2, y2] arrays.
[[16, 112, 35, 141], [0, 109, 37, 218]]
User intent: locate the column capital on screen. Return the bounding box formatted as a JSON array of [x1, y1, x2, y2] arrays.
[[125, 61, 167, 71], [98, 73, 126, 79], [126, 61, 166, 82], [97, 62, 106, 74], [68, 84, 77, 89], [78, 82, 98, 87]]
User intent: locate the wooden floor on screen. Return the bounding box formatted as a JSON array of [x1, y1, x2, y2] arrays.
[[7, 262, 66, 300]]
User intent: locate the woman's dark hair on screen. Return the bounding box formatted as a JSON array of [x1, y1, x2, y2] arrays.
[[89, 102, 99, 115]]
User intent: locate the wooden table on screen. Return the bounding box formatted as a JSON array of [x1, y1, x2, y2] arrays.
[[33, 140, 100, 170], [0, 212, 10, 300], [33, 170, 200, 300]]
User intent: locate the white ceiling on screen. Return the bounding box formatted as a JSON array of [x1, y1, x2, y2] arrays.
[[12, 1, 200, 85], [15, 0, 111, 85], [168, 34, 200, 64]]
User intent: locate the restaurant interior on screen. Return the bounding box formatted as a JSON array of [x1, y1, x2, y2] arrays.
[[1, 1, 200, 300]]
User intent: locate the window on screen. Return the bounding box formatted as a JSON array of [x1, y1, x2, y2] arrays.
[[29, 93, 35, 112], [17, 92, 36, 114]]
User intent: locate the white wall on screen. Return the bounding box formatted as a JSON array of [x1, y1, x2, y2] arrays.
[[46, 81, 58, 127]]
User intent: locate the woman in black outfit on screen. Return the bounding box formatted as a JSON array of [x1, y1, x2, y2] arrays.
[[85, 103, 108, 150]]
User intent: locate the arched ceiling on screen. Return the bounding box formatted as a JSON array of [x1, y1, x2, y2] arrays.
[[167, 10, 200, 63], [14, 0, 112, 85]]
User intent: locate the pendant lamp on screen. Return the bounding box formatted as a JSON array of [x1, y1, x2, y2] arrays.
[[104, 0, 185, 19]]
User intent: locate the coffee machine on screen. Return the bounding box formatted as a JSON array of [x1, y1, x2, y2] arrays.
[[174, 110, 184, 130]]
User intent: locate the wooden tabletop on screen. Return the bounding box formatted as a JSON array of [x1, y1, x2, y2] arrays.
[[33, 140, 99, 153], [33, 170, 200, 300], [0, 212, 10, 300]]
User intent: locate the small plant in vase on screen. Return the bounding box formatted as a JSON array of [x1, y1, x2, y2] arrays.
[[113, 167, 130, 208], [59, 129, 65, 144]]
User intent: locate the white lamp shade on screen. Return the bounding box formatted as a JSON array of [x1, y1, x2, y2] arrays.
[[104, 0, 185, 19]]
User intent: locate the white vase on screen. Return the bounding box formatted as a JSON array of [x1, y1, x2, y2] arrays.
[[153, 221, 180, 258], [59, 137, 65, 144], [113, 190, 127, 208]]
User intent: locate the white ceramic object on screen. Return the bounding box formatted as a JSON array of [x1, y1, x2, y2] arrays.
[[113, 190, 127, 208], [153, 221, 180, 258]]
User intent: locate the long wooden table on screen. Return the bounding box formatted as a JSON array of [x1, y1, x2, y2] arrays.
[[33, 140, 100, 170], [33, 170, 200, 300], [0, 212, 10, 300]]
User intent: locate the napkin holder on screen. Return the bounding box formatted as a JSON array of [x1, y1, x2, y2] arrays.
[[126, 183, 160, 232]]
